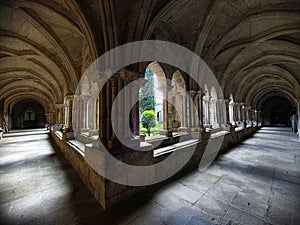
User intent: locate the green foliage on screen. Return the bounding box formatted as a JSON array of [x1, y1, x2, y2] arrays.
[[150, 127, 161, 135], [140, 128, 147, 135], [139, 67, 156, 113], [141, 110, 156, 136]]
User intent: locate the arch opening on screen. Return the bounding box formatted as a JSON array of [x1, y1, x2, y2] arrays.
[[139, 62, 166, 139], [12, 99, 46, 129], [261, 96, 294, 126]]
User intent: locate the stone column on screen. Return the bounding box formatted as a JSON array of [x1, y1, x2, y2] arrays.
[[182, 93, 187, 128], [245, 107, 252, 126], [62, 95, 75, 141], [66, 95, 74, 128], [238, 103, 243, 123], [256, 111, 260, 125], [233, 103, 238, 124], [210, 98, 218, 128], [49, 111, 55, 126], [79, 97, 85, 129], [0, 99, 4, 129], [110, 78, 117, 140], [241, 104, 247, 127], [217, 99, 225, 127], [189, 90, 196, 131], [128, 78, 140, 137], [196, 89, 205, 131], [55, 104, 64, 124], [203, 96, 211, 127], [297, 100, 300, 141], [166, 79, 173, 132], [96, 71, 143, 149], [228, 100, 234, 125], [98, 80, 107, 142]]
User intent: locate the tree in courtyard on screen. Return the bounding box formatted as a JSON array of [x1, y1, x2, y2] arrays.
[[140, 67, 156, 113], [141, 110, 156, 136]]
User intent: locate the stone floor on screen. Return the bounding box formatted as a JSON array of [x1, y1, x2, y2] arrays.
[[0, 127, 299, 225]]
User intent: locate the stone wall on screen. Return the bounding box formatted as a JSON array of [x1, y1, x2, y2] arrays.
[[50, 126, 260, 209]]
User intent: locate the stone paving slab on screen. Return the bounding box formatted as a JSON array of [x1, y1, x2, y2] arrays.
[[0, 127, 299, 225]]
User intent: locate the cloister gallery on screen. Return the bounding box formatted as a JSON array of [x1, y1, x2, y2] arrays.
[[0, 1, 299, 224]]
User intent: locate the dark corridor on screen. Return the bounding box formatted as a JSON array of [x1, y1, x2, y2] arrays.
[[262, 96, 294, 126], [12, 99, 46, 129]]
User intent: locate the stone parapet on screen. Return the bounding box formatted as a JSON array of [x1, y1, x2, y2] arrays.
[[50, 125, 261, 209]]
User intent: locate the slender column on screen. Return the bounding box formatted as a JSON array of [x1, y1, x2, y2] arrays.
[[237, 103, 244, 124], [49, 111, 55, 125], [182, 93, 187, 127], [228, 100, 234, 125], [207, 97, 211, 126], [0, 99, 4, 129], [256, 111, 261, 125], [297, 100, 300, 141], [237, 103, 242, 123], [96, 98, 99, 130], [66, 95, 74, 129], [106, 81, 112, 138], [233, 103, 238, 123], [210, 98, 218, 128], [189, 90, 196, 131], [84, 97, 90, 129], [64, 104, 67, 125], [217, 99, 224, 127], [123, 79, 131, 138], [99, 81, 107, 141], [62, 95, 75, 140], [79, 97, 85, 129], [241, 104, 247, 127], [110, 78, 117, 139], [55, 104, 64, 124], [166, 80, 173, 131], [130, 80, 140, 136], [197, 90, 205, 130], [245, 107, 251, 123], [74, 96, 80, 130], [117, 78, 124, 138]]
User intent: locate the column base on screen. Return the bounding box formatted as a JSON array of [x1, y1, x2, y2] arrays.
[[62, 127, 75, 141], [159, 130, 173, 137]]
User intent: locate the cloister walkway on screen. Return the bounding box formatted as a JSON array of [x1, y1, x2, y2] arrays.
[[0, 127, 299, 225]]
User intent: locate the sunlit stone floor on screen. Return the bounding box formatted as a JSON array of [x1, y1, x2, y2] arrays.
[[0, 127, 299, 225]]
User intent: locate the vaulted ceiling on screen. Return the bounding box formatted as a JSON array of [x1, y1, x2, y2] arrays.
[[0, 0, 299, 113]]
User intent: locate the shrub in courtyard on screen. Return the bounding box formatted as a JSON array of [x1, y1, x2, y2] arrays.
[[141, 110, 156, 136]]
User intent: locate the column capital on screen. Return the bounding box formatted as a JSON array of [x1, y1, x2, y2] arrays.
[[65, 94, 74, 99], [119, 69, 143, 82], [197, 89, 205, 97], [188, 90, 197, 97], [203, 96, 211, 102], [55, 103, 64, 109]]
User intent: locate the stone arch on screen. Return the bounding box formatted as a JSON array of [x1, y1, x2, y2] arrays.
[[140, 62, 167, 135]]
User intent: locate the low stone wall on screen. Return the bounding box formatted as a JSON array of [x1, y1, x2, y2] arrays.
[[50, 125, 260, 209], [51, 131, 148, 208]]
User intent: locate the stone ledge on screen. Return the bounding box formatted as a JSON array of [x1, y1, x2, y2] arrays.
[[50, 126, 261, 209]]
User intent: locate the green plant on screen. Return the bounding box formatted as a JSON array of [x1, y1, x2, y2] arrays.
[[140, 128, 147, 135], [141, 110, 156, 136], [139, 67, 156, 113]]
